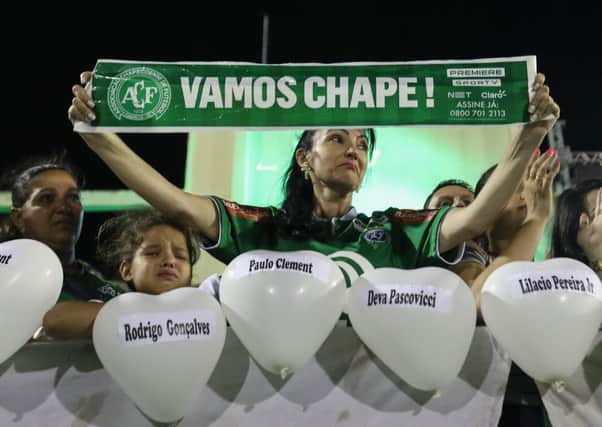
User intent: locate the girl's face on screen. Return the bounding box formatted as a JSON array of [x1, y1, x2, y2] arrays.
[[11, 169, 83, 252], [299, 129, 369, 193], [120, 224, 192, 295]]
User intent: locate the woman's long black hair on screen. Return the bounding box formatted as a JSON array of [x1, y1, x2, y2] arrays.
[[275, 129, 375, 241], [552, 179, 602, 264]]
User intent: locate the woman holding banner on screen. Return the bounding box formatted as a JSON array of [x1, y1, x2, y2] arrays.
[[68, 71, 559, 272]]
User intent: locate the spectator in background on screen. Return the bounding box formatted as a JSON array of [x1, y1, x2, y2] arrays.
[[423, 179, 475, 209], [453, 149, 560, 427], [0, 154, 127, 302], [424, 179, 481, 286], [42, 209, 200, 339], [455, 149, 559, 306], [552, 179, 602, 276], [543, 179, 602, 427]]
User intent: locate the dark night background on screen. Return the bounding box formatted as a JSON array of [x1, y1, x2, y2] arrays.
[[1, 8, 599, 263]]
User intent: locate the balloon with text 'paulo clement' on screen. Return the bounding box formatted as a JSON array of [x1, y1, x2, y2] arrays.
[[220, 250, 346, 379]]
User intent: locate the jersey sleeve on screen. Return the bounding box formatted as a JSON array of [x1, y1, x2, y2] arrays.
[[459, 240, 492, 266], [390, 206, 465, 268], [200, 197, 273, 265]]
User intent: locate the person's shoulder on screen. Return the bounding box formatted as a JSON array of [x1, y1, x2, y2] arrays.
[[76, 259, 99, 275], [75, 259, 130, 296], [214, 197, 275, 222]]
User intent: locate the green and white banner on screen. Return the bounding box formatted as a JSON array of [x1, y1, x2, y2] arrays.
[[75, 56, 536, 132]]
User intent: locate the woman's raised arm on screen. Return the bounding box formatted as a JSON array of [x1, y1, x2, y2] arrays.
[[68, 72, 219, 243]]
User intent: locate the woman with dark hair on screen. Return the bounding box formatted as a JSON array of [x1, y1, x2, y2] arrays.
[[0, 154, 127, 302], [67, 71, 559, 274], [539, 181, 602, 427], [552, 179, 602, 272], [43, 209, 200, 339]]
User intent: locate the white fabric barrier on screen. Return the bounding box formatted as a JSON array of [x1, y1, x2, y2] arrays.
[[539, 330, 602, 427], [0, 325, 510, 427]]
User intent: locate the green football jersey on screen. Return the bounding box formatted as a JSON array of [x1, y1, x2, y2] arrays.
[[203, 197, 464, 274]]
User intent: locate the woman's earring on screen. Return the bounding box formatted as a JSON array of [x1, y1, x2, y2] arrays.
[[300, 162, 311, 180]]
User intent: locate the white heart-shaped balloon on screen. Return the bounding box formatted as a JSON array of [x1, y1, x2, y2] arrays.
[[92, 287, 226, 423], [220, 250, 345, 377], [0, 239, 62, 364], [481, 258, 602, 385], [347, 267, 476, 391]]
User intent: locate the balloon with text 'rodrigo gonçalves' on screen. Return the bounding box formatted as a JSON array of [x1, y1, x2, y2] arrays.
[[347, 267, 476, 391], [481, 258, 602, 387], [220, 250, 345, 378], [0, 239, 62, 364], [92, 287, 226, 423]]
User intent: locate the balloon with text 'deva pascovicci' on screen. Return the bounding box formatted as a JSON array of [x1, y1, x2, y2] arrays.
[[220, 250, 345, 378], [481, 258, 602, 389], [347, 267, 476, 392], [0, 239, 62, 364], [92, 287, 226, 423]]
